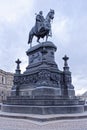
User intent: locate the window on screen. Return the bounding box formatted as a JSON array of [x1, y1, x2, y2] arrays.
[[2, 76, 6, 84]]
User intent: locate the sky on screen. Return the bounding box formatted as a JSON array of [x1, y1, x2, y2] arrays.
[[0, 0, 87, 95]]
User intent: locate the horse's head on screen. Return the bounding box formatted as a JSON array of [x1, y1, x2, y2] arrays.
[[45, 9, 55, 22], [49, 9, 55, 20]]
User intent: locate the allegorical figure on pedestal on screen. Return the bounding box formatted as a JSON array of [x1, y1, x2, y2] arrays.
[[28, 9, 55, 47]]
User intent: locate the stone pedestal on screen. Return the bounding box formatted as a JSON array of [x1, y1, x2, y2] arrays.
[[2, 41, 84, 114]]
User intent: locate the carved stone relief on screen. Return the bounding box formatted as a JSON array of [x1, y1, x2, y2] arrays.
[[29, 52, 41, 64]]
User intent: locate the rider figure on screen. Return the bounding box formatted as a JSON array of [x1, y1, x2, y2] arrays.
[[35, 11, 44, 33]]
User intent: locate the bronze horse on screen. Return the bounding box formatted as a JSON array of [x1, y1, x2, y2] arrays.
[[28, 10, 55, 47]]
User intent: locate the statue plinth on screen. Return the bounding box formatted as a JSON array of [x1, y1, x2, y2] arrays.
[[2, 41, 84, 114], [26, 41, 58, 72], [12, 41, 62, 97]]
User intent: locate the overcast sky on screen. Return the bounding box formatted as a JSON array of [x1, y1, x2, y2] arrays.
[[0, 0, 87, 95]]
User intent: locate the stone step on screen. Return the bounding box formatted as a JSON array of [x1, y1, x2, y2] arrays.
[[4, 96, 84, 106]]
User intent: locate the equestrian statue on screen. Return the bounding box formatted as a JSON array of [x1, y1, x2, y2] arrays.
[[28, 9, 55, 47]]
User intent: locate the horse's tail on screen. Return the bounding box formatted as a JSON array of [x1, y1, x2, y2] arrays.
[[28, 32, 33, 48], [28, 29, 33, 44], [28, 33, 31, 44]]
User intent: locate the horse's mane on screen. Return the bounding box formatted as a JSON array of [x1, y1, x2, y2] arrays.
[[45, 11, 50, 20]]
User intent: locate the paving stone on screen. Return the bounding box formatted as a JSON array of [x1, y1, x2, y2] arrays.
[[0, 117, 87, 130]]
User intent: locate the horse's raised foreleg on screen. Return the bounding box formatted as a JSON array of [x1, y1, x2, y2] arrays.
[[49, 28, 52, 37]]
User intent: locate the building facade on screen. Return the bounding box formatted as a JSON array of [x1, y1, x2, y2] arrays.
[[0, 69, 14, 102]]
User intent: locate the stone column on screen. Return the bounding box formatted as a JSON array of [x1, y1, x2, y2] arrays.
[[62, 55, 75, 98]]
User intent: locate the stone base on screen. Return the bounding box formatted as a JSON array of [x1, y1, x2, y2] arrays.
[[4, 96, 84, 105], [2, 96, 84, 114], [5, 41, 85, 115], [2, 104, 84, 114]]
